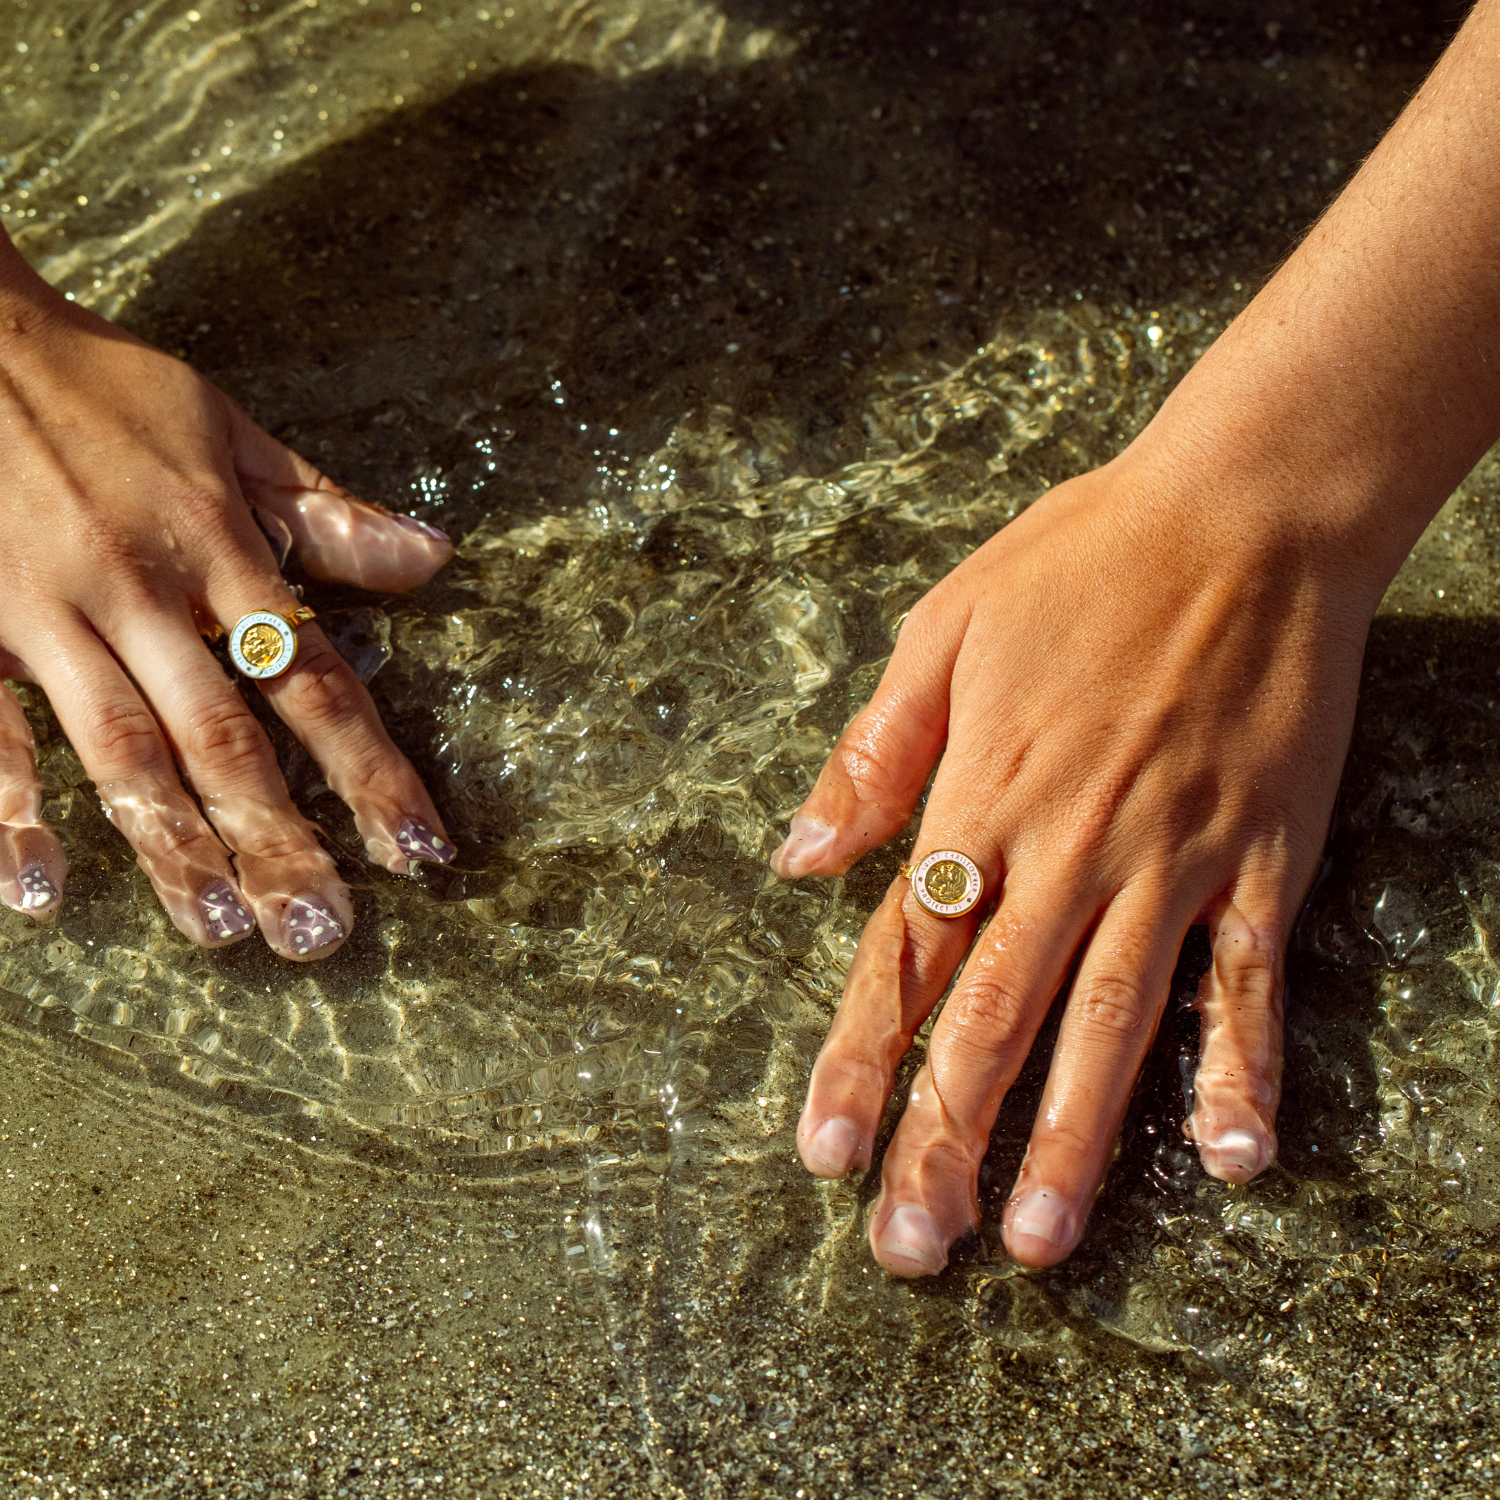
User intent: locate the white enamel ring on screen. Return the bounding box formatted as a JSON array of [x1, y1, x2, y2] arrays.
[[227, 606, 316, 680], [900, 849, 985, 919]]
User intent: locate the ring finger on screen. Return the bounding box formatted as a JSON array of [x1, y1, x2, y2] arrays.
[[797, 838, 1001, 1186], [204, 568, 455, 876]]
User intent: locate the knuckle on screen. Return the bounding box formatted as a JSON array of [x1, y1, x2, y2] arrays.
[[1215, 951, 1281, 1008], [1029, 1113, 1098, 1162], [1075, 973, 1153, 1043], [146, 823, 220, 864], [910, 1128, 983, 1181], [948, 973, 1030, 1048], [88, 699, 166, 775], [169, 479, 236, 540], [278, 640, 364, 732], [180, 695, 269, 780], [238, 827, 318, 864], [835, 724, 909, 804], [91, 558, 163, 622]]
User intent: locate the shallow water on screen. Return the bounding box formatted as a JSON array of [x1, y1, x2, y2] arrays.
[[2, 0, 1499, 1495]]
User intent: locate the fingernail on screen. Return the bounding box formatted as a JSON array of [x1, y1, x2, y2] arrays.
[[395, 818, 456, 866], [770, 814, 836, 878], [200, 881, 255, 942], [393, 514, 451, 543], [875, 1205, 948, 1277], [17, 863, 59, 913], [1200, 1128, 1266, 1182], [1008, 1189, 1075, 1249], [285, 897, 346, 957], [804, 1116, 861, 1177]]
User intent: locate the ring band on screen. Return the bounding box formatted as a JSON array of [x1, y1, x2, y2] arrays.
[[900, 849, 985, 919], [227, 606, 317, 680]]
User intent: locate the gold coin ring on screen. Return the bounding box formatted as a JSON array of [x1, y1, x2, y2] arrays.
[[900, 849, 985, 919], [227, 606, 317, 680]]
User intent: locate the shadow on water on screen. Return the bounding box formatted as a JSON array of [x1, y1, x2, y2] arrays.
[[121, 0, 1466, 508]]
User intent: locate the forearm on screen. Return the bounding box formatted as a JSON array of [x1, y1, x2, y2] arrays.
[[1132, 0, 1500, 594]]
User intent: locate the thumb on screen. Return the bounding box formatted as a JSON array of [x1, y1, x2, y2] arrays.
[[226, 401, 454, 592], [770, 595, 963, 879]]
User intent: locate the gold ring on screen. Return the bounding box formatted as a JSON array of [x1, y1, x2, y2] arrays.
[[226, 606, 316, 680], [900, 849, 984, 919]]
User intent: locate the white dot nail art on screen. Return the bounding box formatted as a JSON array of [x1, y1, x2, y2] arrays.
[[285, 897, 345, 957], [395, 818, 456, 866], [200, 881, 254, 941], [17, 864, 59, 913]]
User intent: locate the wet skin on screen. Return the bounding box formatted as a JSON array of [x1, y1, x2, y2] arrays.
[[0, 235, 456, 961], [775, 0, 1500, 1271]]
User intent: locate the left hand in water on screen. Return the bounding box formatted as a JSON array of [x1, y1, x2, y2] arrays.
[[771, 450, 1371, 1271], [771, 0, 1500, 1270]]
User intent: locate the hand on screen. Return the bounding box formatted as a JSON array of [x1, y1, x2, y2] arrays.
[[773, 0, 1500, 1270], [772, 452, 1379, 1270], [0, 238, 456, 959]]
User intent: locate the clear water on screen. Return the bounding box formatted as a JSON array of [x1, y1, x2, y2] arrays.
[[2, 1, 1498, 1494]]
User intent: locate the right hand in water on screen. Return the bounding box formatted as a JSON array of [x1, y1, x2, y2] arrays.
[[0, 235, 456, 959]]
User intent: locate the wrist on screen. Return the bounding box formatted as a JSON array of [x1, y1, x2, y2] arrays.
[[1121, 315, 1465, 610]]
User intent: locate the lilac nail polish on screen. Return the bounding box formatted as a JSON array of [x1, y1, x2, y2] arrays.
[[395, 818, 456, 866], [17, 863, 59, 913], [285, 897, 346, 957], [393, 514, 451, 543], [200, 881, 255, 942]]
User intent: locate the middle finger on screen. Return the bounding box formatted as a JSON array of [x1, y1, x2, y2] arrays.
[[115, 610, 353, 961]]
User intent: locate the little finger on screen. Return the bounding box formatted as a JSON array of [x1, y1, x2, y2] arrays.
[[1186, 896, 1283, 1184]]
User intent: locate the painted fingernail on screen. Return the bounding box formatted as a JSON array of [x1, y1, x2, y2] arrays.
[[395, 818, 456, 866], [285, 897, 346, 957], [393, 514, 451, 543], [200, 881, 255, 942], [770, 815, 836, 878], [1008, 1190, 1075, 1250], [17, 863, 59, 913], [874, 1205, 948, 1277], [1199, 1128, 1266, 1182], [804, 1116, 861, 1178]]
